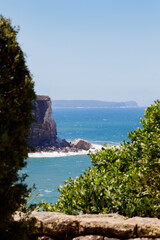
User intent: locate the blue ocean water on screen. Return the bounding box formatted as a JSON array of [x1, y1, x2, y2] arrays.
[[26, 155, 91, 204], [53, 107, 145, 145], [25, 107, 145, 204]]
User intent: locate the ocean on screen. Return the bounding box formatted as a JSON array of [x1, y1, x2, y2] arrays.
[[25, 107, 146, 204]]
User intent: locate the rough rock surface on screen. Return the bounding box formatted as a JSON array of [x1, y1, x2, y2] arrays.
[[14, 212, 160, 240], [72, 236, 119, 240], [74, 139, 91, 150], [29, 95, 57, 148], [37, 237, 55, 240], [28, 95, 93, 152]]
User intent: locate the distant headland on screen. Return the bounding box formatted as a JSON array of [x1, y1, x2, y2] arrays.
[[52, 100, 138, 108], [28, 96, 138, 154], [28, 95, 95, 154]]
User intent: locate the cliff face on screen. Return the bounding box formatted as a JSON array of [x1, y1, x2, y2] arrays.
[[29, 95, 57, 147], [29, 95, 91, 152]]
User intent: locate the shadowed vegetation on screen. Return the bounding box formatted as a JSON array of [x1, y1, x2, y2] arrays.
[[0, 15, 36, 239]]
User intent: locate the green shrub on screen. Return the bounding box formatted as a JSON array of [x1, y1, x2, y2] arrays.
[[40, 100, 160, 217], [0, 15, 36, 237]]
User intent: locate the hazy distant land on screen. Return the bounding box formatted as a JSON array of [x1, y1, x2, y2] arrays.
[[52, 100, 138, 108]]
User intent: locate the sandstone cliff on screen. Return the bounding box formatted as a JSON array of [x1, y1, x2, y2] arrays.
[[29, 95, 92, 152], [29, 95, 57, 148]]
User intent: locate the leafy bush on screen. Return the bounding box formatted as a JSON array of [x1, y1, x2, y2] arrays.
[[40, 101, 160, 217], [0, 15, 36, 237]]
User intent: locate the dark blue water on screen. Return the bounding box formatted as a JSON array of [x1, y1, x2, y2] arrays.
[[25, 107, 145, 204], [53, 107, 145, 145]]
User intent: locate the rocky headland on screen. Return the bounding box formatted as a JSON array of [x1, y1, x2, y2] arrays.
[[29, 95, 93, 153]]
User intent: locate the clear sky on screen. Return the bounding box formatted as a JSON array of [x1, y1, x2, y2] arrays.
[[1, 0, 160, 106]]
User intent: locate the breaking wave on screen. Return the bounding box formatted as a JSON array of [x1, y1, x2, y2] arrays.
[[28, 144, 103, 158]]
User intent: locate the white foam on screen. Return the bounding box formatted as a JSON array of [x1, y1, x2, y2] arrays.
[[39, 194, 44, 197], [44, 190, 52, 193], [28, 144, 103, 158]]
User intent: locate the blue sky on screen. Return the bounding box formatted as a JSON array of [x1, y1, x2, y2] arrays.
[[1, 0, 160, 106]]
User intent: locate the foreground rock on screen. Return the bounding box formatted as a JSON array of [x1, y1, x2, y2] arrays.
[[14, 212, 160, 240]]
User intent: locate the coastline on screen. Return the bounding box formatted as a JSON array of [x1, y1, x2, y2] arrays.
[[28, 143, 103, 158]]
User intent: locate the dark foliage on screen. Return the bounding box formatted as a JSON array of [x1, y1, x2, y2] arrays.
[[0, 15, 36, 237]]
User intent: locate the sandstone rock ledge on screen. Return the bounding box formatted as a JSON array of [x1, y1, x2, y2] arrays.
[[14, 212, 160, 240]]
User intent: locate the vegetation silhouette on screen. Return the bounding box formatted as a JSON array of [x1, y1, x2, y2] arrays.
[[0, 15, 36, 239]]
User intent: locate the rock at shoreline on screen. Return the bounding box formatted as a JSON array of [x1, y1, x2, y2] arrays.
[[74, 138, 91, 150], [28, 95, 93, 153]]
